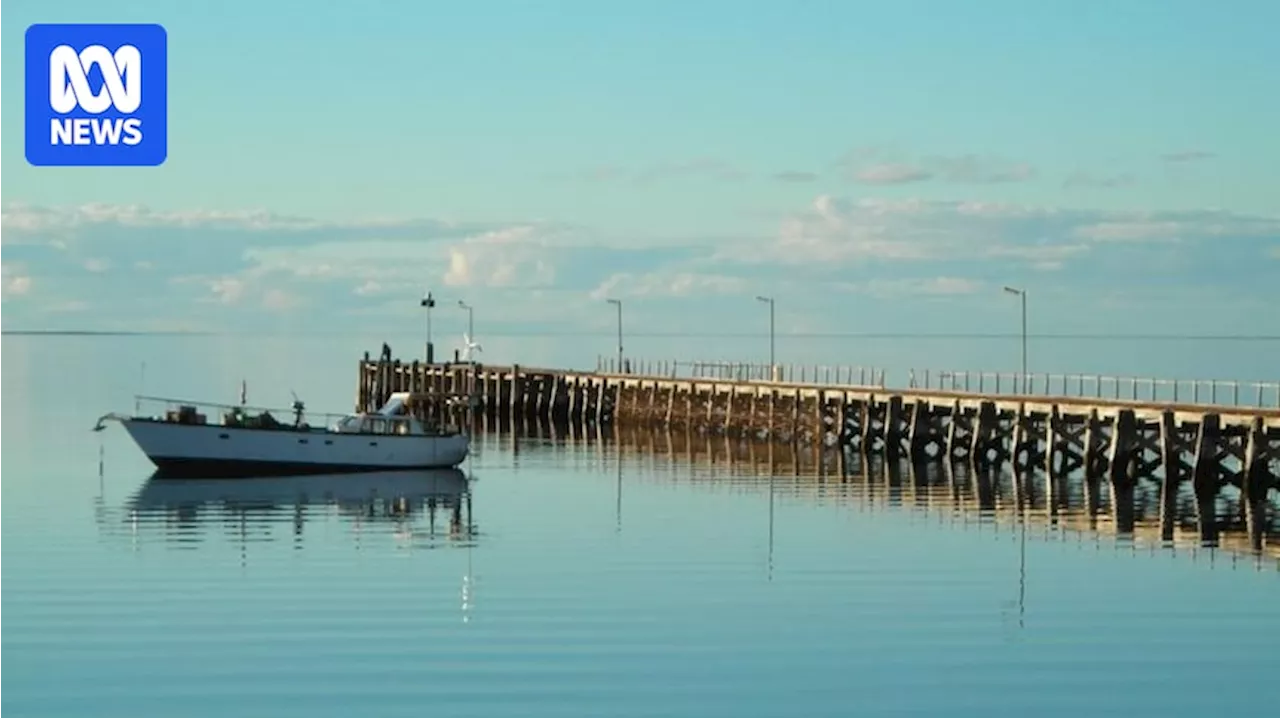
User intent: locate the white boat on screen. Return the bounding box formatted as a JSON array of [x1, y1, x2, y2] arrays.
[[94, 391, 470, 477]]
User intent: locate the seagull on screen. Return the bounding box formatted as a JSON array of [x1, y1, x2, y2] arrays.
[[460, 333, 482, 361]]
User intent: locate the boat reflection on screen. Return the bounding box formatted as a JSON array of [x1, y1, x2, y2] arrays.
[[103, 468, 476, 552]]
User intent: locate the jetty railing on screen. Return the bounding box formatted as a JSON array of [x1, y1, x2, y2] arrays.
[[596, 356, 887, 387], [909, 370, 1280, 409]]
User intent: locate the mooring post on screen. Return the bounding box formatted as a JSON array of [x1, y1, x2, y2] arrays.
[[885, 396, 904, 459], [1192, 413, 1221, 544], [969, 401, 997, 472], [859, 398, 873, 453], [1107, 409, 1137, 534], [1010, 404, 1029, 510], [1241, 416, 1269, 551], [908, 400, 929, 464], [1158, 410, 1182, 542], [1044, 405, 1062, 519], [944, 400, 961, 463], [1082, 409, 1102, 523], [510, 365, 521, 422]]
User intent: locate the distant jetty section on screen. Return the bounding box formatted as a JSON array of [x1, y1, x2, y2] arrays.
[[355, 349, 1280, 549]]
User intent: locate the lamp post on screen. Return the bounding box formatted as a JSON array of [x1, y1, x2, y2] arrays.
[[421, 290, 436, 363], [756, 295, 775, 381], [457, 300, 474, 339], [1002, 285, 1028, 630], [606, 298, 623, 372], [1003, 286, 1027, 394]]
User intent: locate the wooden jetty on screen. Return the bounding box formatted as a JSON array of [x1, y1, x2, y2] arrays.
[[476, 419, 1280, 566], [356, 350, 1280, 549]]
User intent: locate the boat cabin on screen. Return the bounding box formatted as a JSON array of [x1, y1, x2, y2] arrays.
[[331, 392, 443, 436]]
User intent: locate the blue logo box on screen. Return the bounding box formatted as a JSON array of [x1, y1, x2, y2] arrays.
[[25, 23, 168, 166]]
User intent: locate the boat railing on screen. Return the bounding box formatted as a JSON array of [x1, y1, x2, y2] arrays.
[[131, 394, 456, 436], [131, 395, 365, 432]]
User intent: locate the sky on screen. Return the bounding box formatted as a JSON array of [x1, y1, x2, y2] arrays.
[[2, 0, 1278, 346]]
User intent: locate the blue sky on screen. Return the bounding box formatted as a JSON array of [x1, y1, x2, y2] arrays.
[[2, 0, 1278, 341]]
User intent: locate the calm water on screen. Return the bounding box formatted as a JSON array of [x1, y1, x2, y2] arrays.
[[4, 334, 1279, 717]]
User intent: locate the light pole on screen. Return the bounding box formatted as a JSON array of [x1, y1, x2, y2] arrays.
[[1002, 284, 1029, 631], [606, 298, 623, 372], [1003, 286, 1027, 394], [421, 290, 436, 362], [756, 295, 775, 381], [1002, 284, 1029, 630], [457, 300, 474, 339]]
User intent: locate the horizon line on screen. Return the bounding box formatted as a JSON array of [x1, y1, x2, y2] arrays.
[[4, 329, 1279, 341]]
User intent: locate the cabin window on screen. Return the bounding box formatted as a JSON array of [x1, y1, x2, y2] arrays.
[[370, 419, 387, 434]]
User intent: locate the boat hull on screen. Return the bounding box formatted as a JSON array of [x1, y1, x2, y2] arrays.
[[120, 419, 470, 478]]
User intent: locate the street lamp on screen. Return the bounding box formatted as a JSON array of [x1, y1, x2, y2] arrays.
[[1003, 286, 1027, 394], [420, 290, 436, 363], [605, 298, 623, 372], [1002, 283, 1029, 630], [457, 300, 474, 339], [756, 295, 775, 381]]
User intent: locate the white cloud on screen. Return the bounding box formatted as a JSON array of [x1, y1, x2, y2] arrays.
[[1063, 172, 1136, 189], [3, 197, 1275, 336], [232, 223, 560, 295], [1162, 150, 1214, 163], [2, 201, 354, 234], [2, 262, 33, 297], [589, 271, 749, 300], [718, 194, 1280, 269], [837, 149, 1035, 186], [43, 299, 89, 313], [209, 276, 246, 304], [354, 280, 383, 296], [854, 164, 932, 185], [261, 289, 301, 312], [439, 226, 557, 288], [565, 157, 748, 184], [850, 276, 986, 298]]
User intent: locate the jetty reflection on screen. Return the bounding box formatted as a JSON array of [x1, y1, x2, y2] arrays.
[[486, 417, 1279, 567], [99, 468, 476, 551]]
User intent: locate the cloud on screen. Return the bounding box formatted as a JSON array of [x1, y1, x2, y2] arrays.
[[1161, 150, 1214, 163], [44, 299, 90, 313], [2, 262, 33, 297], [1063, 172, 1137, 189], [842, 276, 986, 298], [928, 155, 1036, 184], [837, 148, 1035, 186], [589, 271, 750, 301], [696, 195, 1280, 310], [772, 171, 819, 183], [566, 157, 748, 184], [2, 196, 1275, 337], [854, 164, 933, 185]]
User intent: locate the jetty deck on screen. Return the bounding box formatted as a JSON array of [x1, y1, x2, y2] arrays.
[[355, 350, 1279, 550]]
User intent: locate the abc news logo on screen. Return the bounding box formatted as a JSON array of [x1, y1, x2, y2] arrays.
[[49, 44, 144, 146], [25, 23, 168, 167]]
